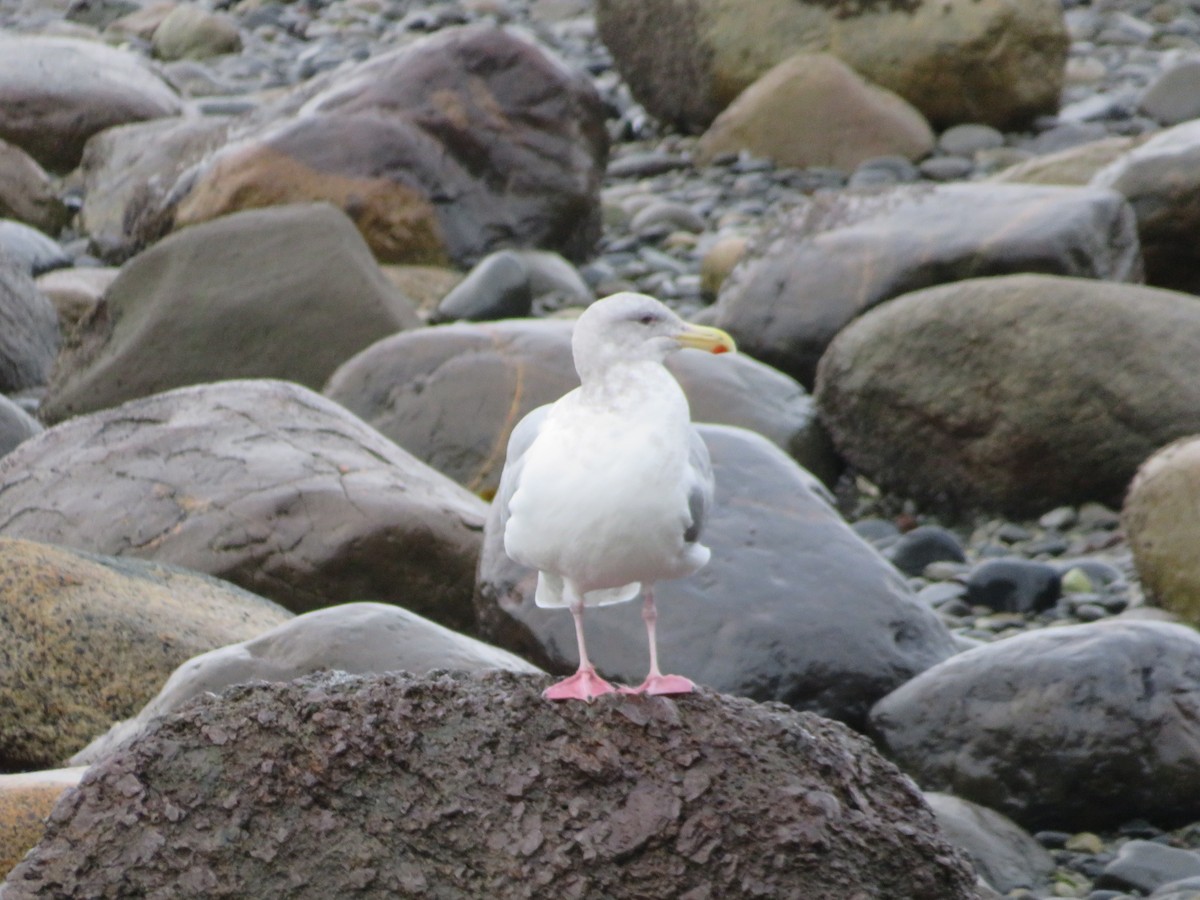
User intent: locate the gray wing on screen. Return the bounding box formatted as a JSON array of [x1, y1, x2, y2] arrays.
[[495, 404, 552, 535], [683, 427, 714, 544]]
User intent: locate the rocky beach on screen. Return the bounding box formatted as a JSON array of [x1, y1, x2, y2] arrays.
[[2, 0, 1200, 896]]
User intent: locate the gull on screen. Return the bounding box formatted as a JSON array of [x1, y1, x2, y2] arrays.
[[496, 292, 736, 701]]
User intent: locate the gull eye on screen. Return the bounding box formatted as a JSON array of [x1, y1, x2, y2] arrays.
[[638, 314, 657, 326]]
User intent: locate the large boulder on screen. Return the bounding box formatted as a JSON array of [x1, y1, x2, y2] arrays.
[[0, 380, 487, 630], [694, 53, 934, 170], [168, 25, 607, 266], [0, 769, 84, 880], [0, 259, 59, 394], [72, 602, 543, 766], [1124, 436, 1200, 625], [1092, 119, 1200, 294], [868, 624, 1200, 835], [714, 183, 1140, 386], [0, 35, 182, 173], [76, 116, 232, 264], [814, 274, 1200, 517], [595, 0, 1067, 132], [324, 317, 838, 497], [0, 537, 289, 771], [39, 203, 421, 423], [2, 671, 980, 899], [869, 620, 1200, 831], [476, 424, 959, 731]]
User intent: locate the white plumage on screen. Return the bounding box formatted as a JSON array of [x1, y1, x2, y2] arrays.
[[496, 292, 735, 701]]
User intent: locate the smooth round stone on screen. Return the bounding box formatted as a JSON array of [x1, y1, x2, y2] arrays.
[[605, 152, 691, 180], [1096, 840, 1200, 894], [853, 517, 901, 545], [885, 525, 968, 577], [630, 200, 705, 235], [848, 155, 920, 187], [917, 581, 968, 607], [1139, 59, 1200, 124], [965, 558, 1062, 613], [938, 123, 1006, 156], [0, 220, 71, 275], [1039, 506, 1079, 530], [430, 250, 532, 323]]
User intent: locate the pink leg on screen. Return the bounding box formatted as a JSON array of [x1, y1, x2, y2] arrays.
[[544, 589, 616, 702], [621, 586, 695, 696]]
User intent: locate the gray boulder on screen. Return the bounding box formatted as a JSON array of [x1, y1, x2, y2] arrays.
[[870, 620, 1200, 831], [72, 602, 543, 766], [815, 274, 1200, 517], [40, 203, 420, 423], [925, 793, 1055, 894], [3, 671, 980, 899], [0, 380, 487, 631], [476, 424, 959, 731], [714, 183, 1140, 386], [0, 257, 58, 394], [325, 317, 839, 497], [0, 395, 40, 458]]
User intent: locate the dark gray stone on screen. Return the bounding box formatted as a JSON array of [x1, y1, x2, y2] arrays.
[[886, 525, 967, 577], [925, 793, 1055, 894], [430, 251, 533, 323], [477, 424, 959, 730], [0, 257, 59, 394], [965, 558, 1061, 613], [0, 221, 70, 275], [870, 620, 1200, 831], [1097, 841, 1200, 894]]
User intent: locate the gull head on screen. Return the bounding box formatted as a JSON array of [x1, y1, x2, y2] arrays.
[[572, 292, 736, 380]]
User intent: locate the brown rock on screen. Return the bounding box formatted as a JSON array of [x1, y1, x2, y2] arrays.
[[0, 35, 182, 173], [0, 380, 488, 631], [0, 140, 68, 235], [2, 671, 980, 899], [0, 768, 84, 879], [0, 537, 289, 770], [990, 136, 1140, 186], [170, 25, 607, 266], [1124, 436, 1200, 624], [696, 53, 934, 170]]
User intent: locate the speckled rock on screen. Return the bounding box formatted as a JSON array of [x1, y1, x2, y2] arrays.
[[2, 671, 981, 899], [0, 34, 182, 173], [715, 184, 1140, 386], [695, 53, 934, 171], [815, 275, 1200, 517], [0, 768, 84, 880], [870, 620, 1200, 831], [40, 203, 420, 423], [0, 380, 488, 630], [73, 602, 543, 766], [1124, 436, 1200, 625], [477, 424, 957, 730], [324, 317, 839, 497], [0, 537, 290, 771]]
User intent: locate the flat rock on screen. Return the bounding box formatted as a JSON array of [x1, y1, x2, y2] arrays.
[[0, 380, 488, 630], [925, 793, 1055, 894], [0, 537, 289, 770], [870, 620, 1200, 831], [73, 602, 542, 766], [0, 34, 182, 173], [1092, 118, 1200, 294], [1124, 436, 1200, 625], [0, 768, 84, 880], [714, 183, 1140, 386], [40, 203, 421, 423], [169, 25, 607, 266], [324, 318, 839, 498], [696, 53, 934, 171], [0, 258, 59, 394], [1, 671, 980, 899], [595, 0, 1066, 132], [476, 424, 958, 730], [814, 274, 1200, 517]]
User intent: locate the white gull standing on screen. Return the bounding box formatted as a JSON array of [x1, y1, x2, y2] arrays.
[[496, 292, 736, 701]]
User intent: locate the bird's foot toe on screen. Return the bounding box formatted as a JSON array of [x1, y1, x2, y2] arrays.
[[543, 669, 617, 702], [620, 674, 696, 696]]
